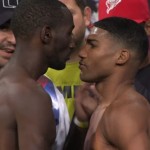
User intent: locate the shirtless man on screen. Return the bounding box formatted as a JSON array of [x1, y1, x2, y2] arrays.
[[78, 17, 150, 150], [0, 0, 74, 149], [0, 1, 71, 149], [46, 0, 92, 120], [98, 0, 150, 102]]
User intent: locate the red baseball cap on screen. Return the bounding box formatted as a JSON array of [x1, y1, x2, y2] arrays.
[[98, 0, 150, 23]]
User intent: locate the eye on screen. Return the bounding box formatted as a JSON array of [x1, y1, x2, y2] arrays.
[[89, 42, 96, 48], [86, 39, 96, 48]]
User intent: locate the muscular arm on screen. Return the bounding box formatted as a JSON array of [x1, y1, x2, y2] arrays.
[[12, 83, 56, 150], [104, 100, 150, 150]]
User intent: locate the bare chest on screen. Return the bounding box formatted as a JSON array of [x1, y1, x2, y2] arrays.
[[84, 106, 116, 150], [84, 105, 105, 150]]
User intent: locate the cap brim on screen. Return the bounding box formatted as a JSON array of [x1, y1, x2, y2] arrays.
[[0, 10, 14, 26]]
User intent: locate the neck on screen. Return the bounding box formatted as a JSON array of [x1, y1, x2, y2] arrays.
[[9, 44, 47, 80], [95, 70, 135, 106]]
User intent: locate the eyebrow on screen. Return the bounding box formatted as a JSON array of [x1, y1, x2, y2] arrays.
[[86, 38, 98, 44]]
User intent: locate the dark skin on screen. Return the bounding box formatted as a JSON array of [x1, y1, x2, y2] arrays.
[[0, 74, 55, 150], [77, 27, 150, 150], [0, 8, 74, 150]]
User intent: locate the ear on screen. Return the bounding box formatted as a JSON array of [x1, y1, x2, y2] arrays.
[[144, 19, 150, 36], [83, 6, 92, 27], [116, 49, 130, 65], [41, 26, 52, 44]]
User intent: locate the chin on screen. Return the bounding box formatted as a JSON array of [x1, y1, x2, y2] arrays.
[[0, 60, 9, 68], [51, 63, 66, 70], [80, 74, 95, 83], [80, 75, 88, 82], [81, 78, 93, 83]]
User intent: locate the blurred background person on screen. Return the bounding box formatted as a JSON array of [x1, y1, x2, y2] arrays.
[[0, 1, 16, 69], [87, 0, 99, 23]]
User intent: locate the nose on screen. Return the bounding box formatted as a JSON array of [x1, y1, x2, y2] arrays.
[[7, 31, 16, 45], [79, 44, 87, 58]]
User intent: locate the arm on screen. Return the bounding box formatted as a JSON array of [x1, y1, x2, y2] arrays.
[[63, 115, 88, 150], [13, 83, 56, 150], [63, 83, 99, 150], [104, 101, 150, 150], [75, 82, 99, 121]]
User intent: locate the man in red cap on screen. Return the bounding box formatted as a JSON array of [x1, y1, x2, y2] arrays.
[[98, 0, 150, 101]]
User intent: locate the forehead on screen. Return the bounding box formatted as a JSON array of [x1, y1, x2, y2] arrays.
[[59, 0, 76, 5], [62, 7, 74, 23], [88, 26, 110, 40], [58, 12, 74, 32], [59, 0, 78, 9]]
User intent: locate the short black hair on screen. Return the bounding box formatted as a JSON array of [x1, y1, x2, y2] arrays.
[[94, 17, 149, 63], [11, 0, 71, 39]]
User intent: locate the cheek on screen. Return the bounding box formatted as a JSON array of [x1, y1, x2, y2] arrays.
[[89, 57, 99, 69], [80, 60, 100, 82], [85, 54, 101, 74], [73, 14, 85, 34], [0, 33, 8, 41], [88, 52, 114, 72], [55, 36, 69, 50], [0, 31, 15, 41]]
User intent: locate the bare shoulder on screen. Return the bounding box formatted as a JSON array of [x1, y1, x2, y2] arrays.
[[106, 90, 150, 122], [0, 77, 53, 121], [0, 77, 56, 149], [101, 90, 150, 149], [11, 78, 52, 111], [2, 77, 50, 101]]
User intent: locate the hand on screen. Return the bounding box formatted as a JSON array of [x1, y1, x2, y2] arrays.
[[75, 82, 99, 122]]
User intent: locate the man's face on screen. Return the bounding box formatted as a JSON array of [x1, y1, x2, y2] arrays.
[[45, 11, 75, 70], [79, 27, 119, 83], [59, 0, 91, 50], [0, 28, 15, 68]]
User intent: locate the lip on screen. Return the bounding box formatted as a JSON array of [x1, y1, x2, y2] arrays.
[[79, 61, 86, 70], [0, 48, 15, 59], [2, 46, 15, 52]]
